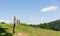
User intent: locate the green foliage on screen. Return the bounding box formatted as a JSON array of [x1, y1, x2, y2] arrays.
[[29, 19, 60, 31], [20, 23, 28, 26], [0, 19, 60, 36], [0, 25, 12, 36], [0, 24, 60, 36], [0, 22, 6, 24]]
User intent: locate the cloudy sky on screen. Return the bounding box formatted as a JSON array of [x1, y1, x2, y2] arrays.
[[0, 0, 60, 24]]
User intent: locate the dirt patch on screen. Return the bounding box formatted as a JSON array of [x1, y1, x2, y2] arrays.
[[14, 32, 28, 36]]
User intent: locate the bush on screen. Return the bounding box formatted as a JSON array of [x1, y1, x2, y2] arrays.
[[0, 22, 6, 24]]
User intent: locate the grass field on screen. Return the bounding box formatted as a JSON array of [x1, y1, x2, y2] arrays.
[[0, 24, 60, 36]]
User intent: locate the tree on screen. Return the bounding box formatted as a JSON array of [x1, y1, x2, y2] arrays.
[[17, 19, 20, 24], [0, 22, 6, 24], [13, 16, 16, 33]]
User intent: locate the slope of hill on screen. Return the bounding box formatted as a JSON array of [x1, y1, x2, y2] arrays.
[[29, 19, 60, 31], [47, 19, 60, 31], [0, 24, 60, 36]]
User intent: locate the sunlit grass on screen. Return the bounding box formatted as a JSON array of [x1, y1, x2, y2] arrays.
[[0, 24, 60, 36]]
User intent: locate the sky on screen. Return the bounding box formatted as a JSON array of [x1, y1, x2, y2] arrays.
[[0, 0, 60, 24]]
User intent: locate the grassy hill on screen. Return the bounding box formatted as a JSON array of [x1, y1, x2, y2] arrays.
[[29, 19, 60, 31], [0, 24, 60, 36]]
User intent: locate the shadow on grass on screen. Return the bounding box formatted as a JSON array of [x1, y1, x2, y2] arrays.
[[0, 26, 12, 36]]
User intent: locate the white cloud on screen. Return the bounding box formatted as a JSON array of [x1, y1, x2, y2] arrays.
[[41, 6, 58, 12]]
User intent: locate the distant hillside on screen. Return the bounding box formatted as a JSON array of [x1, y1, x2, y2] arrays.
[[47, 19, 60, 31], [48, 19, 60, 24], [29, 19, 60, 31]]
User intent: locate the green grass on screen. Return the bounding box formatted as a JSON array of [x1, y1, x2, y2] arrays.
[[0, 24, 60, 36]]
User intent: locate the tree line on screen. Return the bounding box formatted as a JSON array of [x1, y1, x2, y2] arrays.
[[29, 19, 60, 31]]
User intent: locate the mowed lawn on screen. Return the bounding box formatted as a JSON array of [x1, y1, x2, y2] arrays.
[[0, 24, 60, 36]]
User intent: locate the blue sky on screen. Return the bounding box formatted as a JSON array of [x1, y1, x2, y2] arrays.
[[0, 0, 60, 24]]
